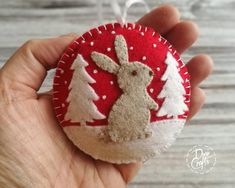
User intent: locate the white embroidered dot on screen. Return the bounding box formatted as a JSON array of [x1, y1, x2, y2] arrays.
[[157, 67, 160, 71], [93, 69, 98, 74], [129, 46, 134, 50], [90, 42, 94, 46], [71, 53, 75, 57], [98, 31, 102, 34], [140, 32, 145, 36], [82, 40, 85, 43], [128, 27, 132, 30], [61, 103, 65, 107], [111, 31, 116, 34], [102, 95, 107, 100], [64, 81, 68, 84], [153, 43, 157, 48], [110, 81, 114, 85], [150, 88, 154, 93], [107, 47, 111, 52], [142, 56, 147, 61], [158, 37, 162, 42]]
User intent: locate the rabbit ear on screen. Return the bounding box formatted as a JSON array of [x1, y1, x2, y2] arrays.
[[115, 35, 129, 65], [91, 52, 120, 74]]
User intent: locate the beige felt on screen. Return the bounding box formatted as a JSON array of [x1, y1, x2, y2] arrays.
[[108, 61, 158, 142], [63, 119, 186, 164], [91, 52, 119, 74], [91, 35, 158, 142], [114, 35, 129, 64]]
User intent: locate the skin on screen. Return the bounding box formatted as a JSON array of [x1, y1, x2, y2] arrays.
[[0, 4, 213, 188]]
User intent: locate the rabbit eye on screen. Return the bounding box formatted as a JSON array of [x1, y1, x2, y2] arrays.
[[131, 70, 138, 76], [149, 70, 153, 76]]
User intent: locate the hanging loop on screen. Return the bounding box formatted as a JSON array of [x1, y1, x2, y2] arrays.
[[97, 0, 150, 26], [123, 0, 150, 23]]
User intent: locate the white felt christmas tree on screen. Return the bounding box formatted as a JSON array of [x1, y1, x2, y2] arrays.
[[65, 54, 105, 125], [157, 52, 188, 118]]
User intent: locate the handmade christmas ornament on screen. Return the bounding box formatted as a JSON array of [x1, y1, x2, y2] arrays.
[[53, 0, 191, 164]]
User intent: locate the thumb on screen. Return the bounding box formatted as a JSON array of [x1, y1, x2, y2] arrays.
[[0, 34, 78, 101]]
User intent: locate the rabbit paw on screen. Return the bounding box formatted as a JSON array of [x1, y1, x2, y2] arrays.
[[142, 128, 153, 139], [144, 130, 153, 138], [130, 129, 152, 140], [108, 130, 122, 142]]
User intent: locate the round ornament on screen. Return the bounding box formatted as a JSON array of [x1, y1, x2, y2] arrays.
[[53, 23, 191, 164]]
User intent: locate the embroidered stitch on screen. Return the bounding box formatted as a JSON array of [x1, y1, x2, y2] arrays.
[[102, 95, 107, 100], [59, 60, 66, 64], [74, 41, 79, 45], [93, 69, 98, 74]]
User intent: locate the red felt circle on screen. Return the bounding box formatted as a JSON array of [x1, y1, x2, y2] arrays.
[[53, 23, 191, 127]]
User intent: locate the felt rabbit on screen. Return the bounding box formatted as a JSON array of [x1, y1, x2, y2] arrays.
[[91, 35, 158, 142]]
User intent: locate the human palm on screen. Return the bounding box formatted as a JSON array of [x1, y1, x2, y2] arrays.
[[0, 5, 213, 188]]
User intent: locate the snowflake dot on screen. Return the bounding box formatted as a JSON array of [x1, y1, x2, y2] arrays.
[[93, 69, 98, 74]]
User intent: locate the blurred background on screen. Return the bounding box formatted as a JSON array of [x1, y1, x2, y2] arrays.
[[0, 0, 235, 187]]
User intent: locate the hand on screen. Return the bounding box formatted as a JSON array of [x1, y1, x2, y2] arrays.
[[0, 5, 213, 188]]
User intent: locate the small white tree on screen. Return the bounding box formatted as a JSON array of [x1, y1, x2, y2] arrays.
[[157, 52, 188, 118], [65, 54, 105, 125]]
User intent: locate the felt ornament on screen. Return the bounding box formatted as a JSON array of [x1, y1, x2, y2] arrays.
[[52, 22, 191, 164]]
